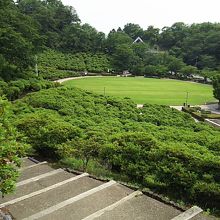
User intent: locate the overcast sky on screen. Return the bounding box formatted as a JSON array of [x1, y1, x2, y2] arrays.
[[62, 0, 220, 34]]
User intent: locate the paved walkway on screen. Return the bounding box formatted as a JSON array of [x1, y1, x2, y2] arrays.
[[0, 158, 216, 220], [55, 76, 104, 83], [199, 103, 220, 114]]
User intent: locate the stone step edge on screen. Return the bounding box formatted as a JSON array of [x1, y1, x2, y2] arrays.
[[171, 206, 203, 220], [22, 159, 188, 212], [18, 161, 47, 171], [0, 173, 89, 208], [20, 162, 201, 216], [82, 191, 143, 220], [22, 180, 117, 220], [65, 168, 187, 212], [28, 157, 41, 164], [16, 169, 64, 187]]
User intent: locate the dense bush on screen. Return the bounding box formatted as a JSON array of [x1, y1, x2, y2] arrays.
[[0, 77, 59, 100], [183, 106, 220, 120], [13, 87, 220, 212], [0, 98, 29, 196], [38, 67, 80, 80], [38, 50, 112, 79]]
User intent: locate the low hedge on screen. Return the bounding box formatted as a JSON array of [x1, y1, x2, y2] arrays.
[[182, 107, 220, 120], [182, 107, 204, 121]]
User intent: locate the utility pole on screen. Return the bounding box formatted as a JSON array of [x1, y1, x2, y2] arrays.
[[35, 55, 39, 77]]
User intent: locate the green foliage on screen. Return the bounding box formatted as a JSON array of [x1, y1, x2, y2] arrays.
[[1, 0, 220, 213], [213, 76, 220, 105], [2, 0, 220, 81], [16, 110, 80, 158], [59, 136, 102, 171], [38, 50, 112, 78], [61, 23, 105, 53], [39, 67, 80, 80], [0, 0, 41, 74], [17, 0, 80, 49], [12, 87, 220, 211], [0, 77, 58, 100], [0, 98, 29, 196], [123, 23, 144, 40], [158, 22, 220, 71]]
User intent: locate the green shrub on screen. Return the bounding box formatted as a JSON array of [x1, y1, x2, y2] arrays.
[[38, 50, 112, 79], [13, 87, 220, 212]]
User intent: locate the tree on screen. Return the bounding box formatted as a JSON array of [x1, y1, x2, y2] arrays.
[[112, 44, 136, 72], [123, 23, 144, 40], [0, 98, 28, 196], [167, 56, 185, 75], [0, 0, 41, 76], [142, 26, 160, 46], [213, 76, 220, 108], [59, 137, 101, 171], [0, 27, 34, 69], [17, 0, 80, 49], [61, 23, 105, 53], [180, 65, 198, 78], [105, 31, 133, 54]]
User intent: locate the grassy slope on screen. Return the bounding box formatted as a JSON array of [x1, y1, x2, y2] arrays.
[[63, 77, 216, 105]]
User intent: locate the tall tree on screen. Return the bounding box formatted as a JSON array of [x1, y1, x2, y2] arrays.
[[105, 31, 133, 54], [142, 26, 160, 46], [123, 23, 144, 40], [61, 23, 105, 53], [112, 44, 136, 71], [0, 0, 41, 79], [17, 0, 80, 49], [213, 76, 220, 108]]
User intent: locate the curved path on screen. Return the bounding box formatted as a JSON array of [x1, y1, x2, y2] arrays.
[[55, 76, 104, 84]]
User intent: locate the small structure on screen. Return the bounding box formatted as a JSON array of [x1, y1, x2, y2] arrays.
[[133, 37, 144, 44], [80, 71, 88, 76], [121, 70, 132, 77]]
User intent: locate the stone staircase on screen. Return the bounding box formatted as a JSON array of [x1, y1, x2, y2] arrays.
[[0, 158, 217, 220]]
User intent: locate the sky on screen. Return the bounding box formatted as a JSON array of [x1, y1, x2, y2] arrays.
[[62, 0, 220, 34]]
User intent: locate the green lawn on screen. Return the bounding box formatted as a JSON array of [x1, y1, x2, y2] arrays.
[[63, 77, 216, 105]]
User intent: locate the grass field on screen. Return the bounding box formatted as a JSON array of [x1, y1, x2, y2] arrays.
[[63, 77, 216, 105]]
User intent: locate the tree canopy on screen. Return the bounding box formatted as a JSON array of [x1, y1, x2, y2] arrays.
[[213, 76, 220, 106]]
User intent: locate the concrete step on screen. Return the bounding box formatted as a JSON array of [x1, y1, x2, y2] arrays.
[[18, 163, 55, 181], [37, 183, 134, 220], [5, 176, 103, 219], [82, 191, 143, 220], [96, 193, 182, 220], [20, 158, 37, 168], [171, 206, 203, 220], [171, 206, 217, 220], [19, 161, 47, 171], [17, 168, 64, 187], [0, 170, 74, 204], [2, 158, 213, 220], [191, 213, 218, 220]]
